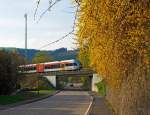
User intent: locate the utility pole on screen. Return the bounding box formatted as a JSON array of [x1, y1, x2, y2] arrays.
[[24, 13, 28, 59]]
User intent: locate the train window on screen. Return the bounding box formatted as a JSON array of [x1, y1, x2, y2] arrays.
[[51, 64, 60, 68], [45, 64, 60, 69], [27, 67, 29, 71], [27, 66, 36, 71], [27, 67, 30, 71], [21, 67, 24, 71], [73, 63, 77, 66], [65, 63, 78, 66], [45, 66, 52, 69], [24, 67, 27, 71], [31, 67, 36, 70], [66, 63, 73, 66], [18, 67, 23, 72], [22, 67, 26, 71]]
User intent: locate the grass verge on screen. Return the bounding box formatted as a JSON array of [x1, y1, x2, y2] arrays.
[[0, 89, 55, 105]]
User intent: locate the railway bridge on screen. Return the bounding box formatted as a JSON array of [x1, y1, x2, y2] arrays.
[[22, 69, 102, 91]]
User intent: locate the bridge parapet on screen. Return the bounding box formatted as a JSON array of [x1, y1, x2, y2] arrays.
[[43, 69, 94, 77]]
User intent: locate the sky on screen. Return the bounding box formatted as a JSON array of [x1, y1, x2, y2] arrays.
[[0, 0, 77, 50]]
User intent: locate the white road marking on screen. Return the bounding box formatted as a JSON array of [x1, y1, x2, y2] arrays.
[[84, 95, 93, 115]]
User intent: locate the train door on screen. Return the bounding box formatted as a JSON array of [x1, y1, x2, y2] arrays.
[[36, 64, 45, 73], [60, 63, 65, 71]]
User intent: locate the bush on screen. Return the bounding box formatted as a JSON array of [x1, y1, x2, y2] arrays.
[[96, 81, 106, 97]]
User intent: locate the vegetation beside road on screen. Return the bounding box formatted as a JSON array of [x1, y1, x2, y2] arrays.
[[96, 81, 106, 97], [0, 89, 56, 105], [0, 51, 25, 95], [77, 0, 149, 114]]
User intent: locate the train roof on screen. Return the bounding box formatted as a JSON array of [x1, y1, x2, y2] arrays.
[[44, 61, 60, 65], [60, 59, 77, 62], [19, 59, 78, 67], [19, 64, 37, 67]]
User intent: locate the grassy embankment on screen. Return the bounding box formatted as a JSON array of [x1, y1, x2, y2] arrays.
[[0, 89, 55, 105]]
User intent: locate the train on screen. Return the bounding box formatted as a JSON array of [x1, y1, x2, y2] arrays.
[[18, 59, 82, 73]]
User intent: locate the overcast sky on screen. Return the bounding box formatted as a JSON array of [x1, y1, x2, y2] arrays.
[[0, 0, 77, 50]]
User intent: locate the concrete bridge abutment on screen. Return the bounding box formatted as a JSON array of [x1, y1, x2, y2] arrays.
[[92, 74, 102, 92], [44, 76, 57, 88], [44, 73, 102, 92]]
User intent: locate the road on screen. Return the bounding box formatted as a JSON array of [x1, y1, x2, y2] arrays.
[[0, 91, 91, 115]]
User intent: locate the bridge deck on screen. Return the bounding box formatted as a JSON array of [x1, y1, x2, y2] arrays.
[[21, 69, 94, 77]]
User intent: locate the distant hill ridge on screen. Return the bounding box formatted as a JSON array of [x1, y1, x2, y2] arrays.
[[0, 47, 79, 62]]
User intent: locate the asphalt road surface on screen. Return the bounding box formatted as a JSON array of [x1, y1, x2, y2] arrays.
[[0, 91, 91, 115]]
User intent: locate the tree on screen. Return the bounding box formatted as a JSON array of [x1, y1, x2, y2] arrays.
[[77, 0, 149, 115], [0, 51, 23, 95], [32, 52, 53, 63]]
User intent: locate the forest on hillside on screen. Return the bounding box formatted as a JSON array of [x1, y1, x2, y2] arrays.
[[0, 47, 79, 62]]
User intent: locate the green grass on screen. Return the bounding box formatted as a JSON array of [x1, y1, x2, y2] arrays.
[[0, 89, 56, 105], [96, 81, 106, 97], [30, 89, 56, 94]]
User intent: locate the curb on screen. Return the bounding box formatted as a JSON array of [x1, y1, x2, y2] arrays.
[[0, 90, 60, 110]]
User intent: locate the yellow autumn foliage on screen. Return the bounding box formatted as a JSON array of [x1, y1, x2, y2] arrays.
[[76, 0, 150, 88]]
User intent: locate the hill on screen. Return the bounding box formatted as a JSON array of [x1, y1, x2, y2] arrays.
[[0, 47, 79, 62]]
